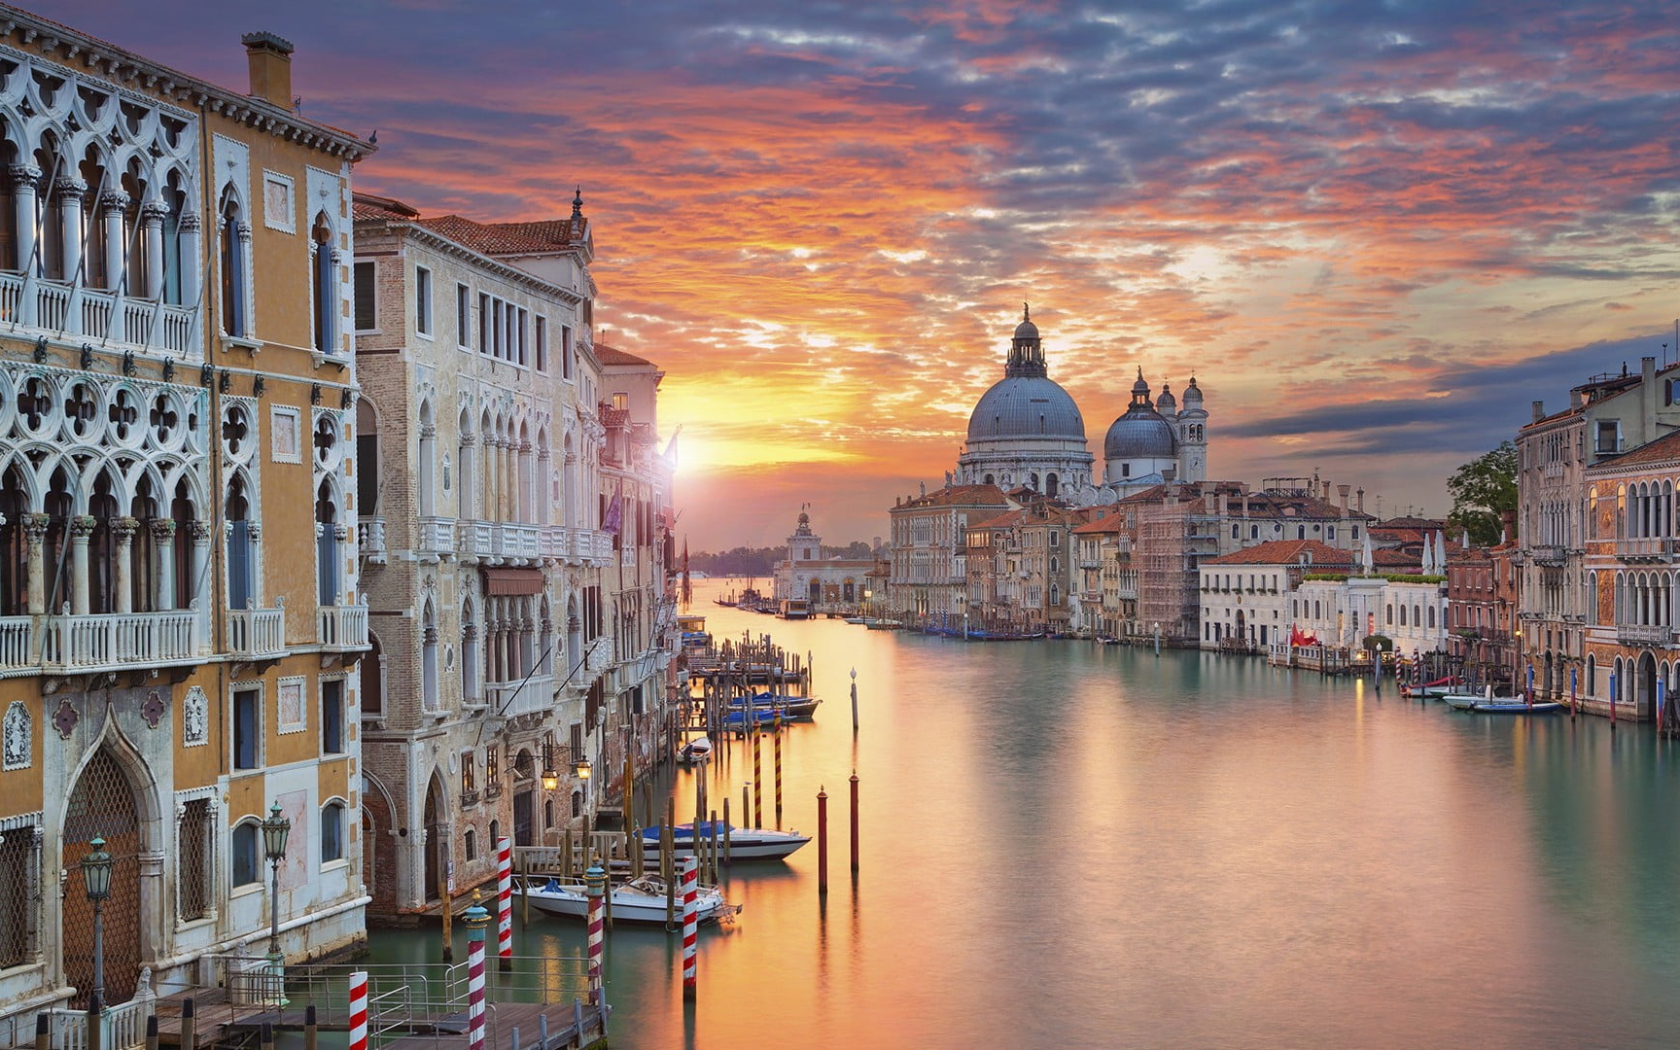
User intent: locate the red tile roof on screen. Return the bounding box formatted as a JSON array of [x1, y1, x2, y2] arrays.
[[352, 192, 419, 221], [894, 485, 1011, 511], [415, 215, 587, 256], [595, 343, 652, 367], [1073, 512, 1126, 535], [1595, 427, 1680, 468], [1204, 540, 1355, 567]]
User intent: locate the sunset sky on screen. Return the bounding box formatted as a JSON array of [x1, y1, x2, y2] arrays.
[[58, 1, 1680, 550]]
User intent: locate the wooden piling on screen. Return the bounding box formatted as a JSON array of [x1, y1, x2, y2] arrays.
[[440, 866, 453, 962], [849, 771, 860, 873], [664, 820, 676, 928], [303, 1006, 316, 1050], [723, 798, 732, 865], [145, 1016, 159, 1050], [709, 809, 721, 884], [258, 1023, 272, 1050], [817, 787, 829, 895], [561, 829, 573, 879], [179, 999, 195, 1050], [33, 1013, 48, 1050], [753, 732, 763, 828], [521, 854, 530, 926], [602, 853, 614, 931], [743, 783, 751, 832]]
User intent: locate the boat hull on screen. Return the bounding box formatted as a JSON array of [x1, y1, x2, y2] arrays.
[[641, 825, 810, 861], [523, 878, 734, 925]]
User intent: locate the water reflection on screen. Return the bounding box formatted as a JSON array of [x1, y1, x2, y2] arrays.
[[367, 580, 1680, 1049]]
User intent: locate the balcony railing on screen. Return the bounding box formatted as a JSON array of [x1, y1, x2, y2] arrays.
[[1530, 544, 1566, 566], [227, 605, 285, 659], [42, 610, 198, 670], [487, 673, 554, 720], [458, 520, 495, 561], [0, 273, 198, 356], [358, 517, 387, 564], [1617, 537, 1677, 562], [418, 516, 455, 560], [500, 523, 540, 562], [318, 603, 370, 651], [1616, 623, 1672, 647]]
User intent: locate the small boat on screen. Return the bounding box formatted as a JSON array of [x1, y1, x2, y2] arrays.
[[1471, 700, 1565, 714], [1443, 693, 1483, 711], [522, 874, 739, 925], [728, 694, 821, 720], [678, 736, 714, 764], [640, 822, 810, 861], [844, 616, 870, 625], [721, 706, 785, 728], [865, 619, 903, 631], [1403, 676, 1459, 700]]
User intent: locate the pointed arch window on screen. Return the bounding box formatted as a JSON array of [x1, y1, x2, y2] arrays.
[[220, 188, 247, 337], [312, 212, 336, 352]]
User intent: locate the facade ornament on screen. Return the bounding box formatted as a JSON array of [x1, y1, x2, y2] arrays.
[[53, 176, 88, 199], [99, 191, 130, 214], [7, 164, 41, 188], [188, 520, 212, 541], [69, 515, 96, 538], [2, 701, 30, 770], [141, 690, 167, 729], [140, 200, 170, 223], [149, 519, 177, 541], [237, 221, 253, 243], [52, 699, 78, 739], [112, 517, 140, 541], [182, 686, 208, 746], [246, 521, 262, 541], [179, 211, 202, 232]]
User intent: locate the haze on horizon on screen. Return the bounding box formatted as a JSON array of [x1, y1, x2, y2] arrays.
[[54, 0, 1680, 550]]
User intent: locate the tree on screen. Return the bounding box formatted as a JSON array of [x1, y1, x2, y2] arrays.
[[1447, 440, 1518, 546]]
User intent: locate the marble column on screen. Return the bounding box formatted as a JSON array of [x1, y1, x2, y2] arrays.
[[188, 521, 211, 649], [100, 192, 128, 293], [141, 201, 168, 300], [69, 515, 94, 616], [55, 177, 86, 284], [112, 517, 138, 614], [22, 514, 47, 616], [10, 165, 39, 283], [177, 213, 202, 307], [151, 519, 177, 612]]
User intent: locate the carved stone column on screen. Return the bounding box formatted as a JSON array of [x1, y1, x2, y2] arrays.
[[69, 515, 95, 616], [22, 513, 48, 616], [188, 521, 212, 649], [150, 520, 177, 611], [100, 192, 129, 294], [55, 177, 87, 285], [177, 213, 202, 308], [141, 201, 169, 300], [9, 165, 39, 286], [112, 517, 139, 614]]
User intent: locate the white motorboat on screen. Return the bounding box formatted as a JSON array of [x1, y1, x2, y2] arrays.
[[521, 874, 738, 925], [678, 736, 714, 764], [640, 821, 811, 861]]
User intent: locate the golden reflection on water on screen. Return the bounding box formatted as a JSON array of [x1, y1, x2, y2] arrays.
[[369, 579, 1680, 1049]]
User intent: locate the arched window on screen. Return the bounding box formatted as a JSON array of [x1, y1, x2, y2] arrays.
[[316, 479, 340, 606], [231, 821, 260, 887], [1427, 605, 1436, 628], [571, 790, 583, 818], [220, 187, 247, 337], [1399, 605, 1407, 627], [1386, 604, 1394, 625], [464, 828, 477, 862], [0, 466, 25, 616], [358, 399, 382, 517], [1046, 473, 1059, 497], [421, 600, 440, 712], [312, 212, 337, 352], [321, 801, 345, 863], [1587, 654, 1597, 697]]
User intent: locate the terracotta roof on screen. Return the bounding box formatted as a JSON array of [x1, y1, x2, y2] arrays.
[[1204, 540, 1355, 567], [414, 215, 587, 257], [1073, 512, 1125, 535], [1593, 427, 1680, 468], [1374, 516, 1447, 530], [970, 509, 1029, 530], [598, 406, 630, 427], [352, 192, 419, 221], [894, 485, 1011, 511], [595, 343, 651, 367]]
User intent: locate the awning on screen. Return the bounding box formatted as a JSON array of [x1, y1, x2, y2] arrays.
[[482, 567, 547, 595]]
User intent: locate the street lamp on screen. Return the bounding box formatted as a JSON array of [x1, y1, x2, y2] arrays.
[[575, 755, 592, 781], [541, 742, 560, 792], [79, 836, 113, 1008], [261, 802, 291, 992]]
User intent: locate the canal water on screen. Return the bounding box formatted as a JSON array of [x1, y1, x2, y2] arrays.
[[371, 579, 1680, 1048]]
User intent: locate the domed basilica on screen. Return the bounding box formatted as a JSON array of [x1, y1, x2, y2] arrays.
[[953, 307, 1208, 504]]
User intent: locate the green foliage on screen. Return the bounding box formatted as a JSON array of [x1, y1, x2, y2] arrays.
[[1363, 634, 1394, 652], [1448, 440, 1518, 546]]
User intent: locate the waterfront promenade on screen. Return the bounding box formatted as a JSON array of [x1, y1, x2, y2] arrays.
[[374, 579, 1680, 1048]]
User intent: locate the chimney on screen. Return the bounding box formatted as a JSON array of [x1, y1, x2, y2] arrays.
[[1218, 492, 1229, 516], [1322, 480, 1331, 502], [1644, 355, 1658, 385], [242, 31, 295, 109], [1571, 388, 1585, 409], [1338, 484, 1351, 517], [1531, 400, 1545, 423], [1356, 487, 1365, 514]]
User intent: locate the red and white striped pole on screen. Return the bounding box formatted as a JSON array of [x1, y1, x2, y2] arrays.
[[585, 863, 606, 1006], [496, 837, 513, 971], [463, 900, 490, 1050], [681, 854, 698, 1001], [346, 971, 367, 1050]]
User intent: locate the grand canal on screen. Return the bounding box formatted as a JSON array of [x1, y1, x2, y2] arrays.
[[372, 580, 1680, 1048]]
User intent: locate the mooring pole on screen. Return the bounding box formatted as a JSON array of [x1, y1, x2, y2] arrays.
[[849, 771, 860, 873], [817, 786, 829, 896]]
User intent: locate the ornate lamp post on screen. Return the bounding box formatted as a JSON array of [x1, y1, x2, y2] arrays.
[[261, 802, 291, 992], [80, 836, 113, 1008]]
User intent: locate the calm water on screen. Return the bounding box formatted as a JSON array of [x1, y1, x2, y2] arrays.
[[373, 579, 1680, 1049]]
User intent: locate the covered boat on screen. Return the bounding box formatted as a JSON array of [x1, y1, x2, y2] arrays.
[[522, 874, 738, 925], [641, 821, 810, 861]]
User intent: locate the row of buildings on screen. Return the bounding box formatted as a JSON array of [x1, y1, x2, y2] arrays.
[[0, 9, 674, 1035]]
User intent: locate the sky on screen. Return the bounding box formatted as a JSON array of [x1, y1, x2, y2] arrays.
[[53, 1, 1680, 550]]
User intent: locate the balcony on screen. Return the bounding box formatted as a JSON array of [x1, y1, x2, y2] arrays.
[[418, 516, 455, 562], [484, 778, 503, 801], [460, 789, 480, 809], [227, 605, 285, 660], [499, 523, 541, 564], [0, 616, 34, 670], [1616, 623, 1672, 647], [586, 530, 614, 564], [1530, 544, 1566, 567], [487, 673, 555, 720], [1616, 538, 1677, 563], [457, 520, 496, 562], [41, 611, 199, 671], [0, 273, 197, 357], [358, 517, 387, 565], [318, 603, 370, 652]]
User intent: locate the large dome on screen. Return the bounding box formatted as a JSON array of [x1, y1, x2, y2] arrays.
[[1104, 408, 1178, 460], [967, 376, 1086, 443]]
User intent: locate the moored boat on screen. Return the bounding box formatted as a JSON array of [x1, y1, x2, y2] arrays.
[[640, 821, 810, 861], [522, 874, 738, 925], [728, 693, 821, 720], [678, 736, 714, 764], [865, 619, 903, 630], [1471, 700, 1565, 714]]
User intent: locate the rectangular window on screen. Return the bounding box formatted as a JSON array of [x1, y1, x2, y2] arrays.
[[232, 823, 259, 888], [1597, 421, 1620, 454], [457, 284, 471, 346], [462, 751, 476, 793], [535, 317, 548, 372], [478, 293, 490, 354], [485, 745, 500, 793], [353, 261, 377, 331], [177, 799, 214, 922], [415, 266, 432, 336], [322, 679, 345, 755], [517, 308, 529, 366], [0, 824, 38, 965], [233, 687, 260, 770], [570, 721, 584, 761], [492, 300, 503, 358], [562, 326, 573, 379]]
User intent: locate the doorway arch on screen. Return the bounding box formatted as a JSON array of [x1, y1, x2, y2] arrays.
[[423, 770, 448, 902], [61, 743, 154, 1007]]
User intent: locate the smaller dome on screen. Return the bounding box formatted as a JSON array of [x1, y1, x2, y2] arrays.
[[1131, 368, 1150, 396], [1183, 376, 1203, 402], [1156, 383, 1176, 412], [1104, 412, 1179, 460], [1014, 302, 1038, 341]]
